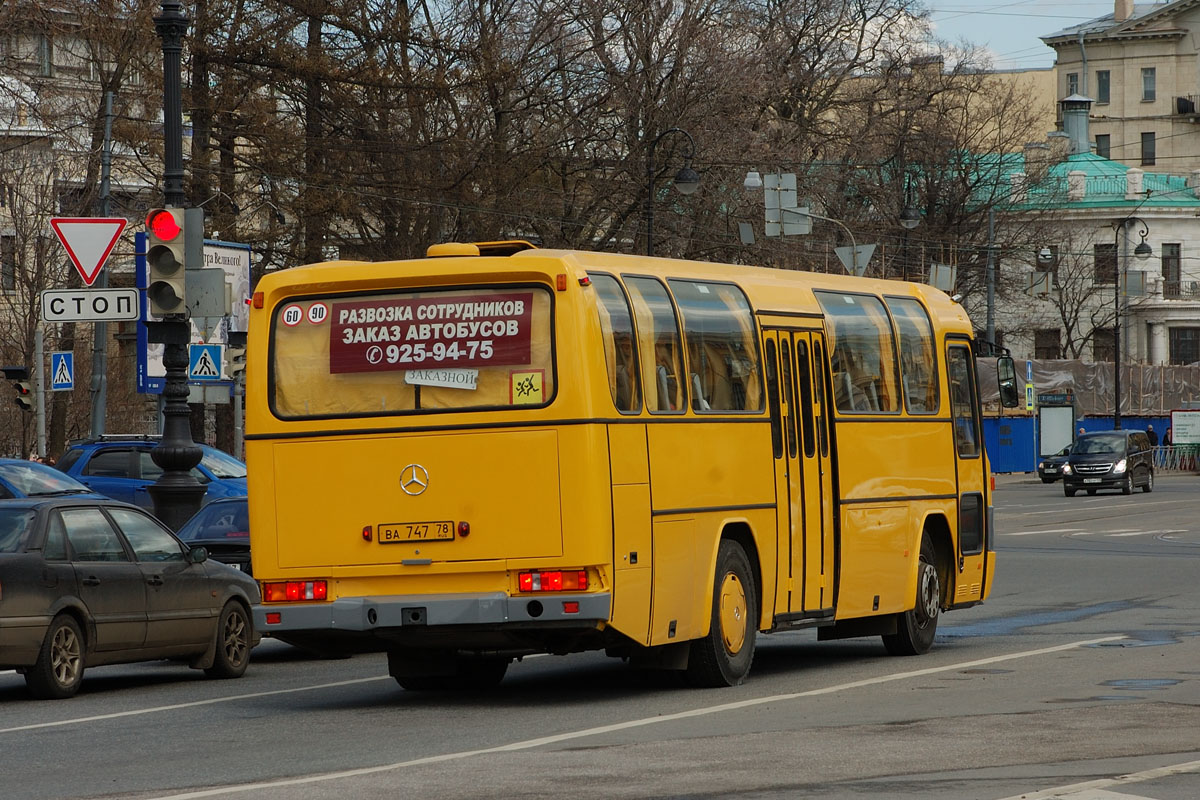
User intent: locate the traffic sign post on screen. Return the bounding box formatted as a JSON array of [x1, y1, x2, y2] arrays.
[[188, 344, 223, 382], [41, 288, 140, 323], [49, 217, 127, 286], [50, 352, 74, 392]]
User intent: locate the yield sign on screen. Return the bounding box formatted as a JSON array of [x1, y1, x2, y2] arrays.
[[50, 217, 127, 286]]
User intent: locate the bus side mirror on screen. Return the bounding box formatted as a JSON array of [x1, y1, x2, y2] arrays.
[[996, 356, 1019, 408]]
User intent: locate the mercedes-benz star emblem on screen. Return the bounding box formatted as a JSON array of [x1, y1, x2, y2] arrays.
[[400, 464, 429, 496]]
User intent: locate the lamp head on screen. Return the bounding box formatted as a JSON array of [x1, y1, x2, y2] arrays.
[[743, 171, 763, 191], [899, 205, 921, 230], [1037, 246, 1054, 265], [673, 165, 700, 195], [1134, 237, 1152, 259]]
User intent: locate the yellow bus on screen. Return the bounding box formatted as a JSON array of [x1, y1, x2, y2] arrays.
[[246, 241, 1019, 689]]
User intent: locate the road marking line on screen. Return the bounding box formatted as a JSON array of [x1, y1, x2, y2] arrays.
[[994, 756, 1200, 799], [0, 676, 390, 734], [137, 636, 1125, 799]]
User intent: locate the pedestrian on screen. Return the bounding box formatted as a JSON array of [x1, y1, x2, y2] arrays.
[[1147, 424, 1159, 447], [1077, 426, 1085, 437], [1163, 427, 1173, 447]]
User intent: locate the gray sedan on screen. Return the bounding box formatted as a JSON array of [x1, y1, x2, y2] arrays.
[[0, 497, 260, 699]]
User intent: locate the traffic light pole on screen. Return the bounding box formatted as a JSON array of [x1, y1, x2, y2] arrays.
[[151, 0, 205, 531], [35, 322, 45, 458]]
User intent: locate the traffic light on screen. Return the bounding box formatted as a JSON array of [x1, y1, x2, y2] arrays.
[[226, 346, 246, 379], [2, 366, 32, 413], [145, 207, 187, 316]]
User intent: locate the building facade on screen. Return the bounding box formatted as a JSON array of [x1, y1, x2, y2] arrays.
[[1043, 0, 1200, 175]]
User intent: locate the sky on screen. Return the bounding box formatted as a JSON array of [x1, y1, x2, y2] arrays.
[[925, 0, 1143, 70]]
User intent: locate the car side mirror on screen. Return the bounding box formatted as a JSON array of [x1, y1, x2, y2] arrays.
[[187, 546, 209, 564], [996, 356, 1020, 408]]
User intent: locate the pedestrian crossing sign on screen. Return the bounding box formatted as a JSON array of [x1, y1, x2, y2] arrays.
[[188, 344, 223, 382], [51, 351, 74, 391]]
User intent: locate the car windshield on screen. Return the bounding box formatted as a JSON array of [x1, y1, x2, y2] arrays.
[[201, 449, 247, 479], [0, 508, 36, 553], [176, 501, 249, 541], [1075, 434, 1124, 455], [0, 461, 92, 496]]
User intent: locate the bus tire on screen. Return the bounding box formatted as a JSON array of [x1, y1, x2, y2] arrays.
[[26, 614, 85, 699], [685, 540, 757, 687], [882, 535, 940, 656]]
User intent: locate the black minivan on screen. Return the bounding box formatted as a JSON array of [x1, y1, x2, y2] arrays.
[[1061, 430, 1154, 496]]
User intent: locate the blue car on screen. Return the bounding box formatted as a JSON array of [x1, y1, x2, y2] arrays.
[[56, 437, 247, 512], [0, 458, 100, 499]]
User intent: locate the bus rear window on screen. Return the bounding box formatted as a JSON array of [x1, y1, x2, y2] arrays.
[[270, 286, 555, 418]]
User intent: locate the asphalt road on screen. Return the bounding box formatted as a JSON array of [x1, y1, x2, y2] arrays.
[[3, 473, 1199, 800]]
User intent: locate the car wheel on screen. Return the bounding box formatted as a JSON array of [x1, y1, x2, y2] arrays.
[[685, 540, 758, 687], [1064, 485, 1076, 497], [25, 614, 85, 699], [1142, 471, 1154, 493], [1040, 476, 1054, 484], [883, 535, 940, 656], [1121, 474, 1133, 495], [205, 602, 252, 679], [1087, 489, 1097, 496]]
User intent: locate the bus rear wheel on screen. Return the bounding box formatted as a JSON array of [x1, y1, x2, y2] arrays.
[[882, 535, 940, 656], [685, 540, 757, 687]]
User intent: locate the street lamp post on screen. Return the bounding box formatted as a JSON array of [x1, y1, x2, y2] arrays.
[[1112, 216, 1153, 430], [645, 128, 700, 256], [151, 0, 206, 531]]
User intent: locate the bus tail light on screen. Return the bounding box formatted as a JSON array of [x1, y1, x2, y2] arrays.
[[518, 570, 588, 592], [263, 580, 328, 602]]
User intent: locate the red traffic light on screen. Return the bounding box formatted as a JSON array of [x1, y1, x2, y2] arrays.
[[146, 209, 182, 241]]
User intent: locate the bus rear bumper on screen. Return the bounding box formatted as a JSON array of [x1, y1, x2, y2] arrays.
[[255, 592, 612, 634]]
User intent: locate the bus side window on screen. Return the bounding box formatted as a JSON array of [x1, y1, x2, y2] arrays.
[[668, 279, 763, 412], [885, 296, 939, 415], [625, 276, 686, 413], [816, 291, 901, 414], [590, 273, 641, 413]]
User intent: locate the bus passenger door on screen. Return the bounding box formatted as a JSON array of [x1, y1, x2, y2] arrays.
[[762, 332, 794, 618], [792, 332, 834, 614], [946, 342, 986, 604]]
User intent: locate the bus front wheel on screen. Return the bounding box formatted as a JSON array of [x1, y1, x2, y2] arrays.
[[685, 540, 757, 687], [882, 535, 940, 656]]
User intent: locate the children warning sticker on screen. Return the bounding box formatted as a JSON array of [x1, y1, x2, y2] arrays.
[[510, 369, 544, 405], [328, 292, 533, 374]]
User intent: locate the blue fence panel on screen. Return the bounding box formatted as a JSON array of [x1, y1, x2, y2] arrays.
[[984, 417, 1037, 474]]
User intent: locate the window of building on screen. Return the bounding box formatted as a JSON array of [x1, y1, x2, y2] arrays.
[[1094, 242, 1117, 284], [1095, 134, 1111, 159], [1162, 243, 1181, 298], [1067, 73, 1079, 95], [1093, 328, 1116, 362], [1141, 132, 1156, 165], [1096, 70, 1110, 103], [1034, 329, 1061, 360], [37, 35, 53, 77], [1038, 244, 1060, 285], [1142, 67, 1156, 101], [1, 235, 15, 292], [1169, 327, 1200, 365]]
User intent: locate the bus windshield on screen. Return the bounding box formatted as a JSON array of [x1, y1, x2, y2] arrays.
[[270, 285, 555, 419]]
